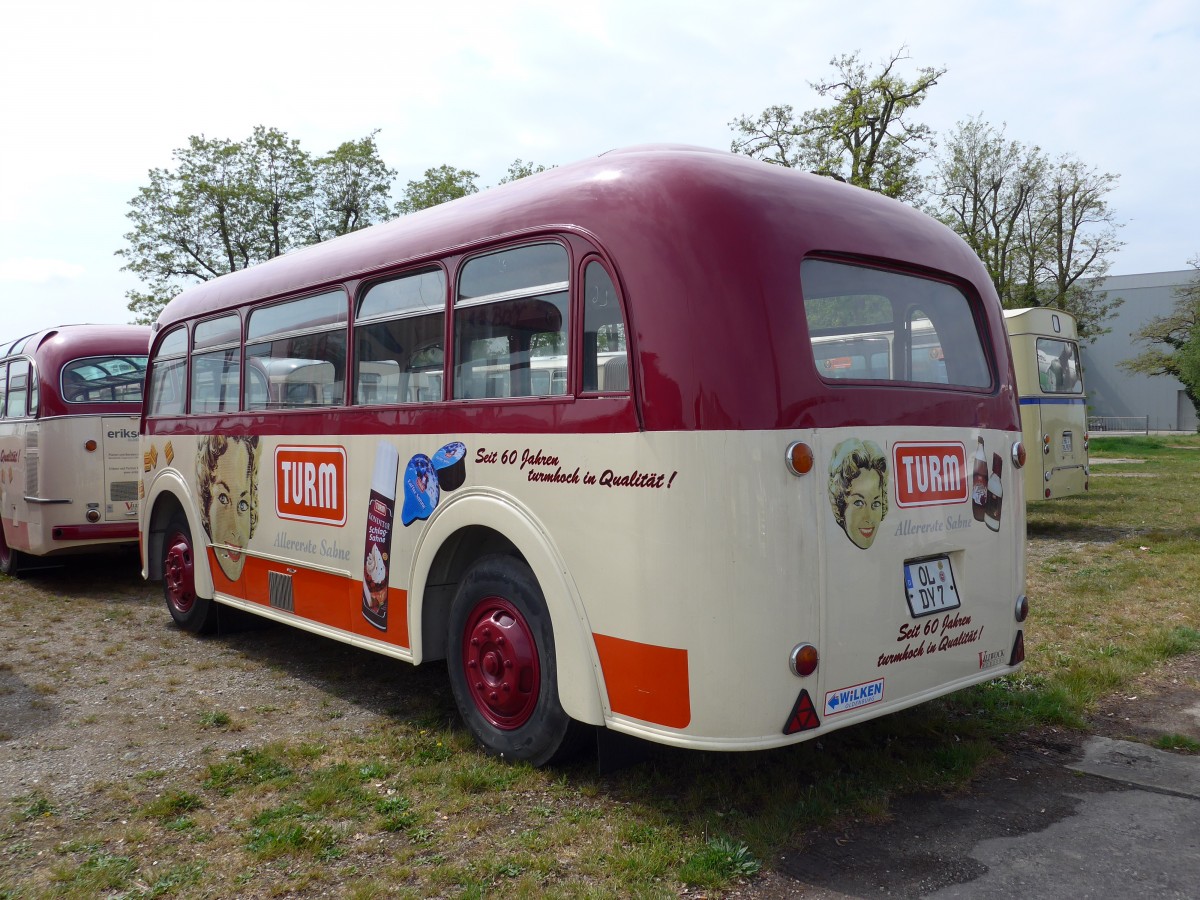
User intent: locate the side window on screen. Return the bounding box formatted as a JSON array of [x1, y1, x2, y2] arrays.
[[582, 261, 629, 393], [355, 268, 446, 405], [6, 359, 31, 419], [1036, 338, 1083, 394], [454, 243, 569, 400], [191, 314, 241, 413], [802, 260, 990, 389], [245, 290, 348, 409], [0, 362, 7, 417], [147, 326, 188, 417]]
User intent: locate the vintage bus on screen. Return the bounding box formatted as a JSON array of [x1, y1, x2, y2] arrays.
[[1003, 308, 1089, 500], [139, 145, 1028, 765], [0, 324, 150, 575]]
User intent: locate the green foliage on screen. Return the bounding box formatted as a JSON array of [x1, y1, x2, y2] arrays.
[[730, 47, 944, 203], [680, 837, 762, 887], [498, 159, 551, 184], [118, 126, 396, 324], [395, 164, 480, 215]]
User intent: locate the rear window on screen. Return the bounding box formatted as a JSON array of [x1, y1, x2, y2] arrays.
[[62, 355, 148, 403], [1035, 338, 1083, 394], [802, 260, 990, 389]]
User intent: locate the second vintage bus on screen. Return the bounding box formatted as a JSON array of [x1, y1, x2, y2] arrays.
[[1, 324, 149, 575], [140, 145, 1028, 765], [1003, 307, 1089, 500]]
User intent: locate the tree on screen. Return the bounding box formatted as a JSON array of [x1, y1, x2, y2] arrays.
[[119, 127, 395, 324], [928, 120, 1123, 340], [395, 165, 480, 215], [928, 117, 1045, 304], [1022, 155, 1124, 339], [730, 47, 945, 202], [1120, 257, 1200, 425], [498, 159, 551, 184], [309, 130, 396, 242]]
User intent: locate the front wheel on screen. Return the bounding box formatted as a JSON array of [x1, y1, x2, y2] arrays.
[[447, 555, 587, 766], [162, 513, 218, 634]]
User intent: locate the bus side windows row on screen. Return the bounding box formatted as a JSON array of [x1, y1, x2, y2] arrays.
[[145, 244, 631, 418], [0, 359, 37, 419]]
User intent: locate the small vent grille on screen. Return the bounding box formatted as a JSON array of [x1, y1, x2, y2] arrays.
[[25, 455, 39, 496], [110, 481, 138, 502], [24, 430, 39, 451], [268, 571, 294, 613]]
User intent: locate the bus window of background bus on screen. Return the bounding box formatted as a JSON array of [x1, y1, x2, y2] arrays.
[[454, 243, 569, 400], [191, 315, 241, 414], [244, 290, 348, 409], [801, 260, 990, 389], [62, 355, 149, 403], [1036, 338, 1082, 394], [146, 326, 188, 417], [354, 268, 446, 405], [582, 260, 628, 393], [6, 359, 35, 418], [0, 363, 6, 417]]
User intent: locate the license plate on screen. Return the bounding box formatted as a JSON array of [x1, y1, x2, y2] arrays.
[[1062, 431, 1073, 453], [903, 556, 961, 618]]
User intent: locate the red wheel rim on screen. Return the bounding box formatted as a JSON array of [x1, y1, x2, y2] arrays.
[[164, 531, 196, 614], [461, 596, 540, 729]]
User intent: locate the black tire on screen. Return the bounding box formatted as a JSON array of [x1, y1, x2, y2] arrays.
[[0, 521, 26, 577], [161, 512, 219, 634], [447, 554, 588, 766]]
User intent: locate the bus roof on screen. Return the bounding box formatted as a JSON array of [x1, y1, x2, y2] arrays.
[[155, 145, 1016, 432], [1003, 307, 1078, 340], [0, 323, 150, 365]]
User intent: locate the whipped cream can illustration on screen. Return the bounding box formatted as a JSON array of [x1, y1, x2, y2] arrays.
[[362, 441, 399, 630]]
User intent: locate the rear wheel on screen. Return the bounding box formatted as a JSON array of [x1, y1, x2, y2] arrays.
[[447, 555, 587, 766], [162, 513, 218, 634], [0, 521, 26, 577]]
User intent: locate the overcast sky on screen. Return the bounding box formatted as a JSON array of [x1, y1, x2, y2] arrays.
[[1, 0, 1196, 340]]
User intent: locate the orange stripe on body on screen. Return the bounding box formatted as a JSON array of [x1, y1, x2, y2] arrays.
[[208, 549, 409, 649], [592, 633, 690, 728]]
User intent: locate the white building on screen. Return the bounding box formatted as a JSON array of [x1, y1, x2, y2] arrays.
[[1078, 269, 1198, 433]]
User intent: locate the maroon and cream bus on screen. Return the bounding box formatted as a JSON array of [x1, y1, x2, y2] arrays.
[[0, 324, 149, 575], [139, 146, 1028, 765]]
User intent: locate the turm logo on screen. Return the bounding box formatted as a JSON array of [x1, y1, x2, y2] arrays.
[[892, 442, 968, 508], [276, 446, 347, 525]]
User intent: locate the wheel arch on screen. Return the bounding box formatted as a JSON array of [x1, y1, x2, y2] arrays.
[[143, 473, 214, 599], [408, 490, 604, 727]]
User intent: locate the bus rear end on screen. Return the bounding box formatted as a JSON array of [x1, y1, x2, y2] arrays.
[[1004, 308, 1089, 500]]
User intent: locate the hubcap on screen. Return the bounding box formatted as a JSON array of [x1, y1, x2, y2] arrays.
[[462, 596, 540, 729], [164, 532, 195, 613]]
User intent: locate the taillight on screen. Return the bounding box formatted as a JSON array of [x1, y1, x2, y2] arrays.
[[785, 441, 814, 476], [1012, 441, 1026, 469], [789, 642, 819, 677], [1042, 433, 1051, 455], [1015, 594, 1029, 623]]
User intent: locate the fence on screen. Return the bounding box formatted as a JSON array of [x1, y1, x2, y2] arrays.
[[1088, 415, 1150, 433]]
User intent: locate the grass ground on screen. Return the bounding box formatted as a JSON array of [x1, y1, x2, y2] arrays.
[[2, 435, 1198, 898]]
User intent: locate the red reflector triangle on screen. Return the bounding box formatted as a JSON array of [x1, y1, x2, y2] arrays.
[[1010, 630, 1026, 666], [783, 689, 821, 735]]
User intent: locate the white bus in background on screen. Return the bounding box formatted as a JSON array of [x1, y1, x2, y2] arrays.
[[1003, 308, 1089, 500], [0, 324, 150, 575]]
